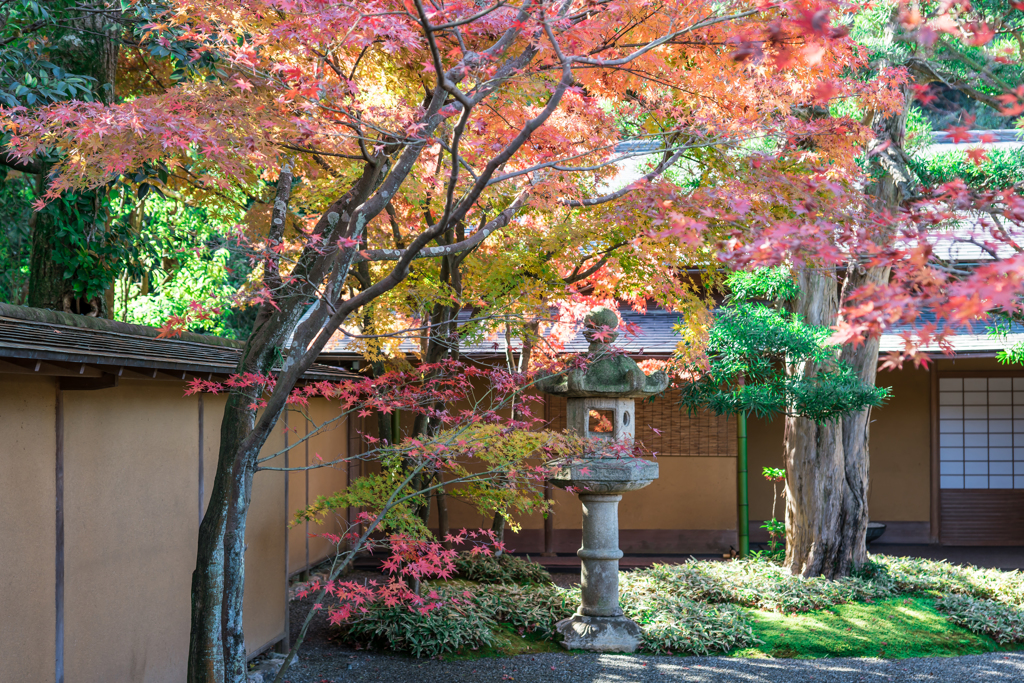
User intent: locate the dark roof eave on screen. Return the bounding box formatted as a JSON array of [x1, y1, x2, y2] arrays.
[[0, 305, 354, 382]]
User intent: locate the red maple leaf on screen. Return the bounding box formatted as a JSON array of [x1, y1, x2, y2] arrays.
[[966, 148, 989, 167], [911, 83, 936, 106], [944, 125, 973, 144]]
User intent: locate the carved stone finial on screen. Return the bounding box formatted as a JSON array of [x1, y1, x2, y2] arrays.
[[536, 306, 669, 399], [582, 306, 620, 348]]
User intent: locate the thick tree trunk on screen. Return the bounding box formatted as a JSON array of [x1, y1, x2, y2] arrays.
[[28, 5, 119, 314], [188, 367, 286, 682], [783, 269, 854, 578], [835, 265, 892, 574]]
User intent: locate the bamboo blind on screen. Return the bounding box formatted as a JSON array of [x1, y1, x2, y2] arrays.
[[545, 391, 736, 458]]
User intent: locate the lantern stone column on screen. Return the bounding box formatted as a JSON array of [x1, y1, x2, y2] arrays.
[[538, 306, 668, 653], [548, 458, 658, 651]]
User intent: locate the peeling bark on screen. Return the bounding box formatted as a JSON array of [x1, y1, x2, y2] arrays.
[[783, 269, 851, 578]]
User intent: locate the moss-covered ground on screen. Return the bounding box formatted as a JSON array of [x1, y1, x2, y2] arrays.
[[445, 624, 567, 660], [450, 597, 1024, 660], [735, 596, 1012, 659]]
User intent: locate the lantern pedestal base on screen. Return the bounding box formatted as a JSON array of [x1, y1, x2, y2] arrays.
[[555, 614, 643, 653]]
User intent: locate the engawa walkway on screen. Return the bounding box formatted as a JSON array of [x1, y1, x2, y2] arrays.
[[522, 545, 1024, 572]]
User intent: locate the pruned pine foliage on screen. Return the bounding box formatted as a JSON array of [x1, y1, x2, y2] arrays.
[[677, 269, 889, 422]]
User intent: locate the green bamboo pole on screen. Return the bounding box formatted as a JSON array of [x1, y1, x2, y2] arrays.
[[737, 410, 749, 558]]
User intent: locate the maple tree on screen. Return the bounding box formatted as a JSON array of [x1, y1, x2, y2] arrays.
[[8, 0, 1024, 677]]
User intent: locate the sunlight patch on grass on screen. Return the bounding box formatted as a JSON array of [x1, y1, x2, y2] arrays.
[[732, 597, 1005, 659]]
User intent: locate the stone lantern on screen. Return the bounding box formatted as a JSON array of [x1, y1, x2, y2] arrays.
[[539, 306, 669, 652]]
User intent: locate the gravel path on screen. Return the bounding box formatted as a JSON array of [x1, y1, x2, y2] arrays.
[[274, 650, 1024, 682]]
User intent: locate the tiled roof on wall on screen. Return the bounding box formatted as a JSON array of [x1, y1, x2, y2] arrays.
[[0, 304, 354, 381], [318, 306, 1023, 362]]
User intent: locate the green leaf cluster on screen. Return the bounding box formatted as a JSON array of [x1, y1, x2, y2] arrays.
[[677, 269, 888, 422]]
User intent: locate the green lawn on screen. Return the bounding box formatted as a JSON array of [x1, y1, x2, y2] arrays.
[[734, 596, 1012, 659]]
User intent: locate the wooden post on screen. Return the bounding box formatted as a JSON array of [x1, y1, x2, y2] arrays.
[[737, 410, 749, 558], [543, 481, 555, 556]]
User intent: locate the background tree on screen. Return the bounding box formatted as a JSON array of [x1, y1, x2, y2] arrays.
[[676, 268, 888, 560]]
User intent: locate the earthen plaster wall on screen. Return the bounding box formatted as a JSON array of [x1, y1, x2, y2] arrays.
[[0, 373, 347, 681], [0, 375, 57, 683]]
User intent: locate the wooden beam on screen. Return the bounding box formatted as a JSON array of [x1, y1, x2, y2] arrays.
[[0, 358, 102, 377], [55, 388, 65, 683], [116, 367, 161, 380], [58, 374, 119, 391]]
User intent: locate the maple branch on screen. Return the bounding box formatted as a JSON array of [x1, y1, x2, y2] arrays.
[[563, 241, 629, 284], [560, 145, 689, 207], [385, 201, 406, 250], [262, 163, 295, 300], [429, 1, 510, 31], [354, 188, 529, 263], [571, 7, 762, 67], [279, 144, 365, 160], [0, 147, 41, 175], [906, 57, 1005, 111], [437, 105, 473, 236], [488, 138, 711, 188]]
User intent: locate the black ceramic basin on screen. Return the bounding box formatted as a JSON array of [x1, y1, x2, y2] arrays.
[[866, 522, 886, 543]]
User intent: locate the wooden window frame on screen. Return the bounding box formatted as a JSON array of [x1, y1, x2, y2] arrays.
[[931, 368, 1024, 545]]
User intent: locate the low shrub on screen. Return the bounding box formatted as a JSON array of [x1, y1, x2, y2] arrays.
[[470, 583, 574, 639], [338, 586, 497, 657], [618, 571, 759, 655], [636, 557, 884, 614], [335, 581, 570, 656], [858, 555, 1024, 605], [936, 594, 1024, 645], [454, 551, 552, 585]]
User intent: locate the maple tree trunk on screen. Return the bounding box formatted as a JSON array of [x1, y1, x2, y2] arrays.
[[188, 330, 288, 682], [188, 393, 263, 683]]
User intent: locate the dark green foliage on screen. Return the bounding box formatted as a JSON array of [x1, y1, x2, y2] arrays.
[[40, 188, 144, 303], [726, 268, 800, 303], [0, 1, 105, 108], [909, 146, 1024, 192], [677, 269, 888, 422], [0, 168, 33, 303], [454, 552, 553, 586]]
